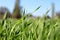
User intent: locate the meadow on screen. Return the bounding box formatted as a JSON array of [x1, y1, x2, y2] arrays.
[[0, 2, 60, 40], [0, 11, 60, 40]]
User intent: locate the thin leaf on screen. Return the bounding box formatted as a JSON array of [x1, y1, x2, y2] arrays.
[[33, 6, 41, 13]]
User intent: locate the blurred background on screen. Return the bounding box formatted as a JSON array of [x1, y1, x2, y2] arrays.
[[0, 0, 60, 19]]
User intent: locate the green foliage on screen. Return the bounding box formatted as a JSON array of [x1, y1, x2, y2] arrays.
[[33, 6, 41, 13], [0, 13, 60, 40], [51, 3, 54, 19], [0, 3, 60, 40]]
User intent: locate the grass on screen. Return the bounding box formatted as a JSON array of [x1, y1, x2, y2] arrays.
[[0, 6, 60, 40], [0, 15, 60, 40]]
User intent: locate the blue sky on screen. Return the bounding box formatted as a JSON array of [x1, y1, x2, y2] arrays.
[[0, 0, 60, 16]]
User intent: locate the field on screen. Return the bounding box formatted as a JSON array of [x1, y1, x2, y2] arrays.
[[0, 0, 60, 40], [0, 13, 60, 40]]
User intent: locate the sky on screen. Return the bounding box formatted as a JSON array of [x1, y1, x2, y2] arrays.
[[0, 0, 60, 16]]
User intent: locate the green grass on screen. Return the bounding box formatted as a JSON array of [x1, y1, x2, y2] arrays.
[[0, 6, 60, 40], [0, 16, 60, 40]]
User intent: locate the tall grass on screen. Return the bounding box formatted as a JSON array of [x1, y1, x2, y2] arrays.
[[0, 13, 60, 40], [0, 6, 60, 40]]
